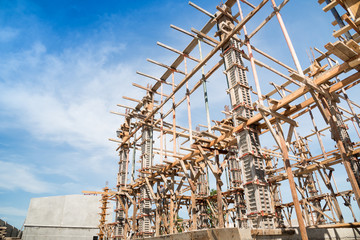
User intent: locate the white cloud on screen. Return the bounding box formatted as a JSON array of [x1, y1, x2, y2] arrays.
[[0, 161, 54, 194], [0, 41, 140, 150], [0, 39, 144, 196]]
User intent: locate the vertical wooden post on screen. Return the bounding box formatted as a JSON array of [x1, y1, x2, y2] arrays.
[[155, 182, 160, 236], [190, 167, 197, 230], [319, 97, 360, 208], [169, 174, 175, 234], [160, 82, 164, 164], [236, 0, 264, 105], [215, 153, 224, 228], [124, 198, 129, 237], [269, 1, 309, 237], [198, 39, 212, 133], [279, 136, 309, 240], [98, 186, 109, 240], [132, 195, 137, 235], [270, 0, 304, 76], [172, 72, 177, 158], [170, 71, 176, 234], [184, 57, 193, 144]]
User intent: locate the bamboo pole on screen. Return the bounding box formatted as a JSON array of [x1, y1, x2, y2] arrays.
[[172, 71, 177, 161], [160, 81, 164, 164], [198, 39, 212, 133], [237, 0, 264, 104], [184, 57, 194, 144]]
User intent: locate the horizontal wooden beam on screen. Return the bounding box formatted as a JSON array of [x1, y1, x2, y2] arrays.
[[188, 1, 215, 18], [136, 71, 173, 86], [157, 42, 200, 62], [147, 58, 186, 75]]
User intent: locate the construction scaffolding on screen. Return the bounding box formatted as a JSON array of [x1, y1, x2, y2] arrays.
[[95, 0, 360, 239]]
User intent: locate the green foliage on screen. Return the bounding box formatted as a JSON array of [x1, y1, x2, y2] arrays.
[[210, 189, 217, 196], [176, 214, 183, 233]]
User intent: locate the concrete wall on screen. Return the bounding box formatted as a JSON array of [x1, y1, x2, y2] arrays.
[[253, 227, 360, 240], [22, 194, 112, 240], [147, 227, 360, 240], [147, 228, 252, 240]]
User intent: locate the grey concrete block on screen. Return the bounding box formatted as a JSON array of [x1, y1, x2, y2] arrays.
[[22, 194, 113, 240]]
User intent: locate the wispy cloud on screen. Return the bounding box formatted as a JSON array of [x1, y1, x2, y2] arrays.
[[0, 161, 54, 194], [0, 41, 139, 150], [0, 33, 145, 199]]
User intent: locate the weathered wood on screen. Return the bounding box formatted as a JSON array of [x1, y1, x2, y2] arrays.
[[147, 58, 186, 75], [343, 0, 360, 19], [111, 1, 360, 236], [122, 96, 142, 103], [132, 83, 169, 97], [117, 0, 269, 151], [157, 42, 200, 62], [333, 18, 360, 38], [110, 111, 126, 117], [191, 28, 220, 45], [170, 24, 217, 47], [145, 177, 158, 200], [215, 153, 224, 228], [188, 1, 215, 18], [323, 0, 338, 12], [136, 71, 172, 86], [279, 135, 308, 240], [259, 106, 298, 127]]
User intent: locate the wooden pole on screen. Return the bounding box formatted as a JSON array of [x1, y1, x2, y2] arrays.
[[170, 174, 175, 234], [270, 0, 304, 76], [160, 81, 164, 164], [279, 135, 309, 240], [184, 57, 194, 144], [172, 71, 177, 161], [132, 196, 137, 234], [237, 0, 264, 104], [215, 153, 224, 228], [198, 39, 212, 133], [191, 165, 197, 230], [319, 97, 360, 209], [155, 182, 160, 236]]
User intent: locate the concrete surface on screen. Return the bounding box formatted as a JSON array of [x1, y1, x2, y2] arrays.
[[145, 227, 360, 240], [254, 227, 360, 240], [22, 194, 112, 240], [146, 228, 252, 240]]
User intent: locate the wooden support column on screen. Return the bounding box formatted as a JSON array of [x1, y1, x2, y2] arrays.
[[169, 174, 175, 234], [184, 57, 194, 144], [155, 182, 161, 236], [190, 162, 197, 230], [319, 96, 360, 209], [215, 153, 224, 228], [261, 106, 308, 239], [123, 198, 129, 237], [132, 196, 137, 234], [279, 135, 309, 240], [318, 169, 344, 223], [172, 72, 177, 160]]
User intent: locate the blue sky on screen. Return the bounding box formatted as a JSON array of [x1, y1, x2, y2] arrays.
[[0, 0, 359, 228]]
